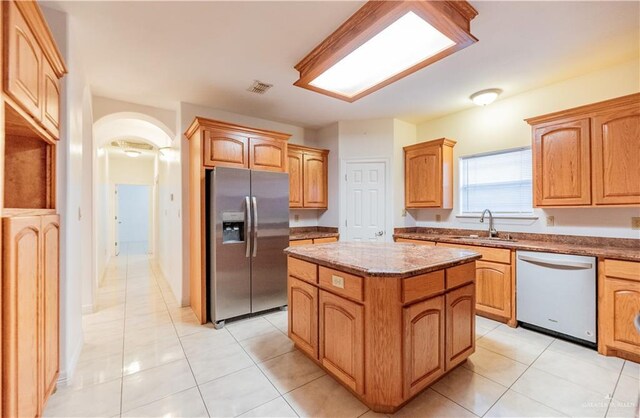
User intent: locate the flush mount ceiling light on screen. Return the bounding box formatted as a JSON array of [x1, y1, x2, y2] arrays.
[[294, 1, 478, 102], [124, 149, 141, 158], [470, 88, 502, 106]]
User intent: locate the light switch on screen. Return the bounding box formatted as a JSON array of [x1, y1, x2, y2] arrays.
[[546, 216, 555, 227], [435, 214, 441, 222], [632, 217, 640, 230]]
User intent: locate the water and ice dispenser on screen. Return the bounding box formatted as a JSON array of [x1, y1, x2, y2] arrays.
[[222, 212, 245, 243]]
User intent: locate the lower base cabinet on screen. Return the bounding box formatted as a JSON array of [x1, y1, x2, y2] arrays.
[[446, 284, 475, 370], [288, 276, 318, 358], [2, 214, 60, 417]]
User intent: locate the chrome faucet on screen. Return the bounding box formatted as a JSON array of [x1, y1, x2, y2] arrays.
[[480, 209, 497, 238]]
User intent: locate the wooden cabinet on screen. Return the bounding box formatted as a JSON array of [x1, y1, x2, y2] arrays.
[[288, 145, 329, 209], [403, 296, 445, 397], [288, 276, 318, 359], [404, 138, 455, 209], [4, 1, 66, 140], [319, 290, 365, 394], [592, 103, 640, 205], [185, 117, 291, 323], [445, 283, 475, 370], [41, 215, 60, 400], [599, 259, 640, 362], [395, 238, 436, 245], [526, 93, 640, 207], [289, 236, 338, 247]]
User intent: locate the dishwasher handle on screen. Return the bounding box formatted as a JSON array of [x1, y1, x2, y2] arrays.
[[517, 254, 593, 270]]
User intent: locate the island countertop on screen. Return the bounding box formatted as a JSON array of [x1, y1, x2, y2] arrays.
[[284, 242, 481, 278]]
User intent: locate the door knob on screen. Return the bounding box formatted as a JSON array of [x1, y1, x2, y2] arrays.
[[375, 230, 384, 237]]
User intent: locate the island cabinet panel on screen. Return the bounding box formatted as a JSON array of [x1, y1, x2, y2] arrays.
[[445, 283, 475, 370], [319, 290, 365, 394], [402, 270, 445, 304], [319, 266, 363, 302], [475, 261, 511, 319], [288, 256, 317, 284], [403, 296, 445, 397], [288, 276, 318, 359], [249, 136, 287, 172], [599, 260, 640, 361], [592, 104, 640, 205], [203, 129, 249, 168]]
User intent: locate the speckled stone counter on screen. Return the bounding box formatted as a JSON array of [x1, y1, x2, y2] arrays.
[[289, 226, 339, 241], [284, 241, 481, 278], [394, 227, 640, 262]]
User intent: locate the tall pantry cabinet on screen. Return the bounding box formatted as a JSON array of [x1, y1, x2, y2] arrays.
[[1, 1, 67, 417]]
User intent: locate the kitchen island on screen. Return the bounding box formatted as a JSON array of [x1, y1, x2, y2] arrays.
[[284, 242, 482, 413]]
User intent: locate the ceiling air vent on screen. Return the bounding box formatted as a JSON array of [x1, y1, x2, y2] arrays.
[[247, 80, 273, 94], [111, 140, 154, 150]]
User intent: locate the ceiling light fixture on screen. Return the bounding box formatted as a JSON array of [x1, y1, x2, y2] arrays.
[[470, 88, 502, 106], [124, 149, 141, 158], [294, 1, 478, 102]]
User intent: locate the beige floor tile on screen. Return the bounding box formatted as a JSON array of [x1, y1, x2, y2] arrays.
[[121, 387, 208, 417], [476, 325, 494, 339], [532, 350, 620, 396], [199, 365, 280, 417], [494, 324, 555, 346], [123, 336, 185, 375], [264, 310, 289, 333], [173, 313, 213, 337], [67, 351, 123, 390], [613, 375, 640, 404], [186, 340, 254, 385], [121, 359, 196, 412], [43, 378, 122, 417], [284, 375, 368, 418], [511, 367, 609, 417], [125, 310, 173, 332], [239, 396, 298, 417], [463, 346, 528, 386], [179, 328, 237, 357], [607, 400, 639, 418], [227, 317, 279, 341], [240, 329, 296, 363], [622, 361, 640, 379], [485, 390, 567, 417], [477, 327, 551, 365], [393, 388, 477, 418], [79, 338, 125, 363], [360, 410, 390, 418], [258, 349, 326, 394], [431, 366, 507, 416], [547, 339, 624, 373], [476, 316, 502, 330], [123, 322, 178, 350]]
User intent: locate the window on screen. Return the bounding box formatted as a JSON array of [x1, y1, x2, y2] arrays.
[[459, 147, 533, 214]]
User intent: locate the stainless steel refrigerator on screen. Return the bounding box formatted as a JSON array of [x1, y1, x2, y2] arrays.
[[208, 166, 289, 328]]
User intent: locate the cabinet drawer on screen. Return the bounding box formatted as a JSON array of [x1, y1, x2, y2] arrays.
[[314, 237, 338, 244], [319, 266, 364, 302], [289, 239, 313, 247], [288, 257, 317, 284], [396, 238, 436, 246], [446, 262, 475, 289], [605, 259, 640, 282], [402, 270, 445, 304], [438, 242, 511, 264]]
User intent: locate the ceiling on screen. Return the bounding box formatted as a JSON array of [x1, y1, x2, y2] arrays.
[[44, 1, 639, 129]]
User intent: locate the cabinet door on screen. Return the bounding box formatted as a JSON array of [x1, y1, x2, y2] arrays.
[[41, 60, 61, 139], [533, 119, 591, 206], [288, 148, 304, 208], [405, 145, 441, 208], [602, 277, 640, 355], [303, 152, 327, 208], [403, 296, 445, 397], [445, 283, 475, 370], [319, 290, 364, 394], [6, 0, 42, 119], [592, 105, 640, 205], [475, 261, 511, 320], [249, 137, 286, 172], [203, 129, 249, 168], [288, 276, 318, 359], [2, 216, 41, 418], [41, 215, 60, 400]]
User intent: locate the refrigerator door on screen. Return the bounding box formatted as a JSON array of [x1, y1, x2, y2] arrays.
[[209, 167, 252, 322], [250, 170, 289, 313]]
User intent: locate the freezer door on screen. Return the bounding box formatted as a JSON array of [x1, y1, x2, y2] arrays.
[[250, 170, 290, 313], [209, 167, 252, 322]]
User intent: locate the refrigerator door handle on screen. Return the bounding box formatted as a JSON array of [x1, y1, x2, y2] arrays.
[[252, 196, 258, 257], [245, 196, 251, 258]]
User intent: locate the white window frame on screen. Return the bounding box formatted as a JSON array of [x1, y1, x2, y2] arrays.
[[457, 146, 536, 219]]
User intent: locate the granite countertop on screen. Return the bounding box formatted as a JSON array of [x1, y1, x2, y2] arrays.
[[290, 226, 339, 241], [394, 228, 640, 262], [284, 242, 481, 278]]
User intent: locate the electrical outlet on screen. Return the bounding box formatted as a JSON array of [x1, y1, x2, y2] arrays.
[[402, 209, 407, 217], [632, 217, 640, 230], [435, 214, 441, 222], [294, 214, 300, 222], [546, 216, 555, 227]]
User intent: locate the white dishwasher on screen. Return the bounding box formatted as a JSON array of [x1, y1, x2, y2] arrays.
[[516, 250, 596, 346]]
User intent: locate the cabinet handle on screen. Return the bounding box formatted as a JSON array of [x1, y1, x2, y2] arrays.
[[517, 254, 592, 270], [635, 312, 640, 334]]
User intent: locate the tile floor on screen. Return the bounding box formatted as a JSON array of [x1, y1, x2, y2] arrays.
[[45, 245, 640, 418]]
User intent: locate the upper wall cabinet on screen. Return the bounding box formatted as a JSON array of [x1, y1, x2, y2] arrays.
[[185, 117, 291, 173], [288, 145, 329, 209], [4, 0, 67, 140], [526, 93, 640, 207], [404, 138, 456, 209]]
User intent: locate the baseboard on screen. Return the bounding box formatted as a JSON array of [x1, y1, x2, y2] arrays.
[[57, 334, 84, 385]]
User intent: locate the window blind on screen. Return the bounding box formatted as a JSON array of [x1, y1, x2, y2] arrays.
[[460, 147, 533, 214]]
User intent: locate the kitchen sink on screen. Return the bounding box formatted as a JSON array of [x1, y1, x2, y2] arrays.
[[450, 236, 518, 243]]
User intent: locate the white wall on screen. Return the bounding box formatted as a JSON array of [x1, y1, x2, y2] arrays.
[[392, 120, 417, 228], [315, 123, 340, 228], [414, 59, 640, 238], [96, 147, 110, 285]]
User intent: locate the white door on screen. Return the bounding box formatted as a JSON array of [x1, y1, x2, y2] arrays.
[[116, 184, 150, 250], [345, 161, 386, 241]]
